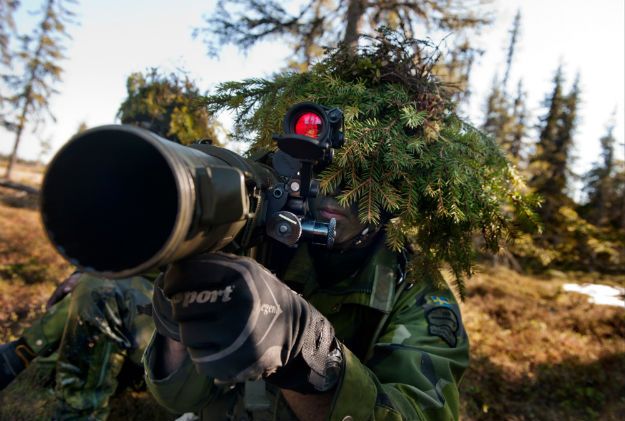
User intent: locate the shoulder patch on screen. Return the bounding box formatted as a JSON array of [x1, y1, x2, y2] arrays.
[[426, 295, 452, 307], [425, 306, 459, 348]]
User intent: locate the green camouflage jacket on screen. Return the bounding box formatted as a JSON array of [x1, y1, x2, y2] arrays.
[[144, 241, 469, 420], [23, 274, 154, 420]]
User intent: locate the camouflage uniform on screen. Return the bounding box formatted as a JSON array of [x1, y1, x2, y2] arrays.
[[22, 274, 154, 420], [144, 240, 469, 420]]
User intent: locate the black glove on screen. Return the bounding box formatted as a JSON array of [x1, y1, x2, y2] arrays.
[[151, 274, 182, 342], [161, 252, 343, 393]]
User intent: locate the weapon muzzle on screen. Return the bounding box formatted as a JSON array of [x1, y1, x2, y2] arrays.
[[41, 125, 252, 278]]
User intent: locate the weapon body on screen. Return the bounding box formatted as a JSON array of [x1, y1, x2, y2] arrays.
[[40, 103, 343, 278]]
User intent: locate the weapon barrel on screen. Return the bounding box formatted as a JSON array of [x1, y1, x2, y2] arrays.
[[41, 125, 268, 278]]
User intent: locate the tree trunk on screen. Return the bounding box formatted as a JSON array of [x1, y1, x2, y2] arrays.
[[4, 0, 55, 180], [4, 107, 28, 180], [343, 0, 365, 52], [4, 90, 31, 180], [4, 127, 23, 180]]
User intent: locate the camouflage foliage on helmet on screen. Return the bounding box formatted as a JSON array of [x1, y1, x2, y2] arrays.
[[201, 29, 539, 298], [117, 68, 222, 145]]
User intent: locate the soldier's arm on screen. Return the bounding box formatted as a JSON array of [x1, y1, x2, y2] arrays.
[[325, 279, 469, 421], [281, 389, 333, 421], [144, 332, 218, 414], [154, 334, 187, 377]]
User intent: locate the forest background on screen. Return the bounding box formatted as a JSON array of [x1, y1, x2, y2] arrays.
[[0, 0, 624, 419]]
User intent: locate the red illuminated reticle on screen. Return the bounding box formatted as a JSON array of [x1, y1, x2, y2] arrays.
[[294, 112, 323, 139]]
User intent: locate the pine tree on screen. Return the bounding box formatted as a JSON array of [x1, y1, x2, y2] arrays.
[[508, 79, 527, 161], [617, 165, 625, 231], [529, 68, 579, 227], [0, 0, 19, 129], [557, 74, 580, 195], [481, 12, 526, 162], [482, 76, 511, 144], [517, 77, 625, 272], [618, 138, 625, 230], [481, 78, 527, 162], [502, 10, 521, 93], [0, 0, 18, 66], [117, 69, 222, 145], [582, 114, 625, 229], [197, 0, 491, 82], [502, 15, 528, 162], [2, 0, 76, 180]]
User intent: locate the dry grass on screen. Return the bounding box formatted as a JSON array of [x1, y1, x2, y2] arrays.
[[0, 187, 70, 342], [0, 188, 70, 283], [459, 266, 625, 420]]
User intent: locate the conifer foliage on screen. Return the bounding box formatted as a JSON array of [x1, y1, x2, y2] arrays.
[[582, 116, 625, 230], [481, 11, 527, 162], [202, 30, 538, 296], [197, 0, 491, 77], [117, 69, 222, 145], [2, 0, 76, 180], [529, 69, 579, 226], [0, 0, 18, 130], [0, 0, 18, 66], [517, 69, 625, 272], [508, 80, 528, 160]]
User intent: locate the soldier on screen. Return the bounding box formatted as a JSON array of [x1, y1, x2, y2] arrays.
[[0, 272, 154, 420], [143, 189, 469, 420], [138, 31, 485, 421]]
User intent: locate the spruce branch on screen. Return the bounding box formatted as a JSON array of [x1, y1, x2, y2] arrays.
[[200, 29, 538, 296]]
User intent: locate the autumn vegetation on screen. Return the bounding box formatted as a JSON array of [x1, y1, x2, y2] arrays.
[[0, 163, 623, 420]]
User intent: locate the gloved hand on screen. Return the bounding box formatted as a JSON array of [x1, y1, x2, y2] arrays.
[[76, 283, 134, 349], [151, 274, 182, 342], [160, 252, 343, 393]]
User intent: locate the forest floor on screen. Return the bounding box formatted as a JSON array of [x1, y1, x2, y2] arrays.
[[0, 163, 623, 420]]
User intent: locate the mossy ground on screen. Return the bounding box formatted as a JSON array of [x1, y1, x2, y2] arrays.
[[0, 163, 623, 420]]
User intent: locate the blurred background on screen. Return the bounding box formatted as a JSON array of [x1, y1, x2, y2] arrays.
[[0, 0, 623, 419]]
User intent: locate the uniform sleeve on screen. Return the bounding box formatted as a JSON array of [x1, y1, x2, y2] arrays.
[[328, 280, 469, 421], [143, 332, 218, 414]]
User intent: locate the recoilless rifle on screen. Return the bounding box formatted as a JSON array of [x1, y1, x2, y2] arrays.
[[40, 102, 344, 278]]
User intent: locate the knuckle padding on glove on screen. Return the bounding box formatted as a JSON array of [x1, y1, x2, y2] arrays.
[[300, 305, 335, 379]]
